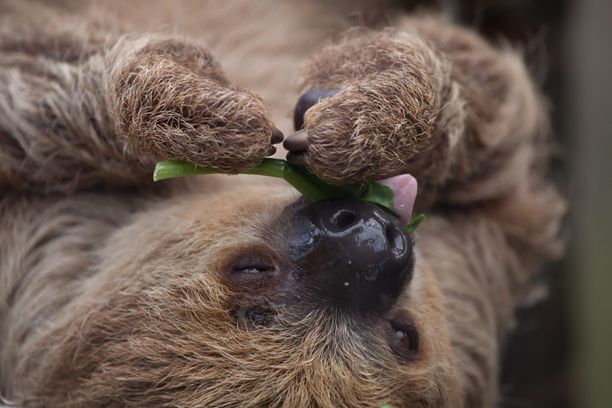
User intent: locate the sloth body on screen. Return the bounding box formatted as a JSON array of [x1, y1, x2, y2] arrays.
[[0, 1, 564, 407]]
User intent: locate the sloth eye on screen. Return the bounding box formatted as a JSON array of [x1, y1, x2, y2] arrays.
[[232, 263, 275, 275], [387, 316, 419, 361], [228, 253, 278, 289]]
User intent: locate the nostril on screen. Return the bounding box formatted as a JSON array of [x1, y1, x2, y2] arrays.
[[384, 223, 397, 242], [385, 224, 405, 257], [330, 209, 358, 230]]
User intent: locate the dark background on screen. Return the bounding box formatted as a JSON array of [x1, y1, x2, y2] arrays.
[[398, 1, 611, 407]]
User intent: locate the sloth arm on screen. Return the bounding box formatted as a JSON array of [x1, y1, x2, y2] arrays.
[[295, 17, 566, 406], [0, 3, 277, 193]]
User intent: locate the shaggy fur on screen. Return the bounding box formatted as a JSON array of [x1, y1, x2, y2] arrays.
[[0, 0, 565, 407]]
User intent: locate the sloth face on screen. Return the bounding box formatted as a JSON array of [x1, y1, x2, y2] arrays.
[[24, 184, 461, 407]]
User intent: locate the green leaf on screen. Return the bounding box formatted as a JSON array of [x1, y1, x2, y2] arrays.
[[281, 162, 336, 202], [406, 213, 426, 234], [360, 181, 397, 216]]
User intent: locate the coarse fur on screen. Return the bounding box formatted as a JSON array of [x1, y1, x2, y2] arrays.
[[0, 0, 565, 407]]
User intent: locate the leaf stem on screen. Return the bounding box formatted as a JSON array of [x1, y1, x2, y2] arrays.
[[153, 160, 218, 181], [153, 159, 426, 233], [154, 159, 333, 202]]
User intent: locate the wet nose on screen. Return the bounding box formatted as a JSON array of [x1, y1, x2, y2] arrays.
[[290, 199, 414, 314]]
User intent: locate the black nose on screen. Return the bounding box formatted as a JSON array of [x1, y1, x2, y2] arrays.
[[289, 199, 414, 314], [293, 88, 339, 130]]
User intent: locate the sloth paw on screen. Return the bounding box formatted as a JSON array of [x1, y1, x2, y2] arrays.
[[285, 33, 453, 185], [111, 38, 282, 172]]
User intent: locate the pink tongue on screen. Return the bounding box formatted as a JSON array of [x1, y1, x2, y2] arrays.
[[379, 174, 418, 225]]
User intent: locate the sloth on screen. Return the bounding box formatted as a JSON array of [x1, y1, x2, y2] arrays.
[[0, 0, 565, 407]]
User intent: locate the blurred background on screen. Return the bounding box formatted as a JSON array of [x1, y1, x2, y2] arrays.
[[398, 0, 612, 407]]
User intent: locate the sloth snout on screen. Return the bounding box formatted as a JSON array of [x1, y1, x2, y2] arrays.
[[289, 199, 414, 314]]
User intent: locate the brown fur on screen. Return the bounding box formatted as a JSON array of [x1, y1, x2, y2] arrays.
[[0, 1, 565, 407]]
